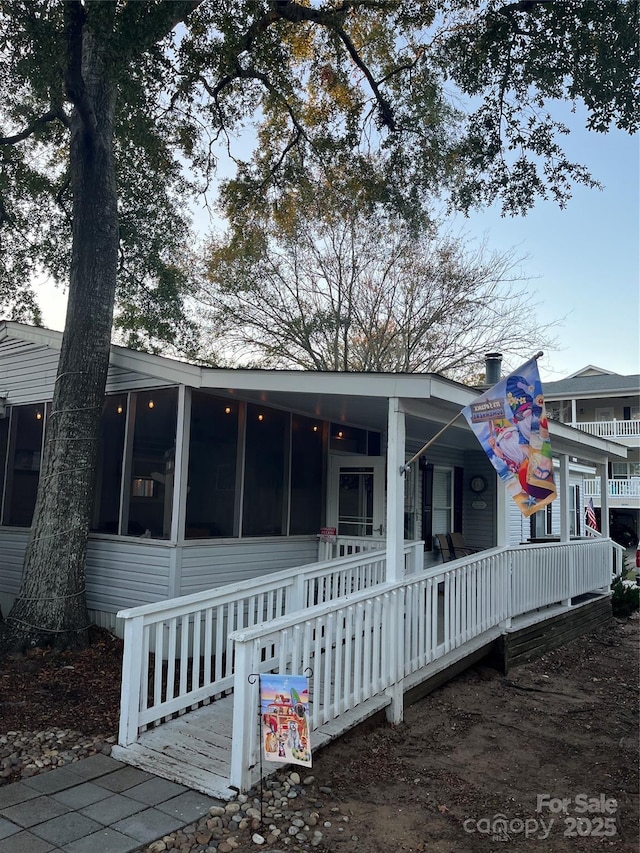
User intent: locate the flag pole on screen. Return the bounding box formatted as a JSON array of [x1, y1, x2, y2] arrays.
[[400, 351, 544, 475], [400, 410, 464, 474]]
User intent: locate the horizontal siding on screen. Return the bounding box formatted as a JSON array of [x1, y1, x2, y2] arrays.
[[0, 341, 59, 403], [85, 538, 171, 611], [0, 339, 173, 406], [0, 528, 29, 594], [179, 537, 319, 596], [0, 530, 171, 615], [463, 449, 497, 549]]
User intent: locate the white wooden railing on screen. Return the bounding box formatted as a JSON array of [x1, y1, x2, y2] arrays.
[[583, 478, 640, 498], [229, 538, 614, 790], [574, 418, 640, 439], [317, 535, 385, 562], [117, 540, 423, 745]]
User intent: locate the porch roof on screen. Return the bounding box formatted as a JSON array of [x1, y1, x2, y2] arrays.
[[0, 320, 627, 464]]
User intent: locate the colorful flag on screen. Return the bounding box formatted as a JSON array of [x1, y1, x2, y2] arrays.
[[260, 674, 311, 767], [461, 356, 556, 518], [586, 497, 598, 531]]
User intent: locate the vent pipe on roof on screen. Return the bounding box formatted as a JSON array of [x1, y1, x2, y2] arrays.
[[485, 353, 502, 386]]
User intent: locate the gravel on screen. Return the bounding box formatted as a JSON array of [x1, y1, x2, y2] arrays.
[[0, 729, 115, 779], [140, 770, 333, 853]]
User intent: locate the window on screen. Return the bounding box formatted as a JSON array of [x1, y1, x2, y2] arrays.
[[404, 461, 418, 539], [289, 414, 324, 535], [127, 389, 178, 538], [570, 484, 581, 536], [186, 393, 239, 538], [93, 395, 128, 534], [530, 503, 553, 538], [242, 404, 288, 536], [3, 404, 46, 526], [330, 424, 381, 455], [612, 462, 628, 480], [595, 407, 614, 422], [432, 467, 453, 536], [0, 414, 8, 519]]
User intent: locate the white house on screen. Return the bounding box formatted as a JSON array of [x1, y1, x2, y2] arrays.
[[544, 365, 640, 546], [0, 321, 627, 630], [1, 321, 632, 794]]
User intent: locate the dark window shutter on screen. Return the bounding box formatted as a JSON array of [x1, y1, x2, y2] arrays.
[[421, 461, 433, 550], [623, 407, 631, 420], [454, 466, 464, 532]]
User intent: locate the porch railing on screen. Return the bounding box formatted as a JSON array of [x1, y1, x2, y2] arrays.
[[117, 539, 423, 745], [573, 418, 640, 439], [583, 478, 640, 498], [317, 535, 386, 562], [229, 538, 613, 790]]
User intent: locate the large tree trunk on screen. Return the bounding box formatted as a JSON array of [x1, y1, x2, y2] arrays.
[[1, 17, 118, 651]]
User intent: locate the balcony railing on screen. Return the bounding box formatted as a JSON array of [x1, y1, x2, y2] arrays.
[[584, 478, 640, 498], [571, 419, 640, 439]]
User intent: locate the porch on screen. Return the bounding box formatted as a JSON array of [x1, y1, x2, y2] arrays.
[[111, 536, 622, 796]]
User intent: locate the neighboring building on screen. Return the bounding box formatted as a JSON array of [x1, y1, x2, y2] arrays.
[[544, 365, 640, 546]]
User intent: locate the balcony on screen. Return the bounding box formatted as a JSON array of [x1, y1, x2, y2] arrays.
[[572, 419, 640, 440], [584, 478, 640, 505]]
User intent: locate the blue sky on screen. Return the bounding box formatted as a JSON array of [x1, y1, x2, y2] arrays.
[[462, 107, 639, 381], [35, 106, 638, 382]]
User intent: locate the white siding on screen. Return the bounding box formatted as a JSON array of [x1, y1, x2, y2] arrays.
[[179, 537, 319, 595], [0, 530, 171, 615], [85, 538, 172, 610], [0, 338, 171, 407], [0, 530, 318, 617], [0, 527, 29, 593], [463, 449, 497, 549], [0, 340, 59, 403]]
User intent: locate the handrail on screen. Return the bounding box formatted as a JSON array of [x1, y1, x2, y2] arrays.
[[228, 538, 613, 789], [117, 539, 423, 745]]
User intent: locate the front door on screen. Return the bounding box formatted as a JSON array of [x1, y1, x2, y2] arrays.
[[328, 456, 386, 538]]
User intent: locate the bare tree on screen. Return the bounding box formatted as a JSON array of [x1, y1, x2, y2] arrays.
[[197, 207, 558, 378]]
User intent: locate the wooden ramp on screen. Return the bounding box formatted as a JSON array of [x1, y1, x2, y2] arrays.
[[111, 689, 392, 799]]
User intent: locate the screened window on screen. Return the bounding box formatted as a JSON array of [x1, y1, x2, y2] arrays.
[[0, 414, 8, 519], [128, 388, 178, 538], [289, 414, 324, 535], [92, 395, 127, 534], [186, 393, 239, 538], [3, 404, 46, 526], [242, 404, 288, 536]]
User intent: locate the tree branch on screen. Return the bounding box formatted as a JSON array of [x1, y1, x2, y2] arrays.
[[0, 108, 68, 146]]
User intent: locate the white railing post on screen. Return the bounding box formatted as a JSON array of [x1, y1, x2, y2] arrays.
[[290, 571, 306, 611], [118, 614, 145, 746], [229, 636, 259, 793], [384, 588, 404, 724], [386, 398, 406, 582]]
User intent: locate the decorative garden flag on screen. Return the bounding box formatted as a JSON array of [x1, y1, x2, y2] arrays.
[[260, 674, 311, 767], [461, 356, 556, 518]]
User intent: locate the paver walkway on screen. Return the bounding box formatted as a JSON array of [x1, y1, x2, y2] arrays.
[[0, 753, 222, 853]]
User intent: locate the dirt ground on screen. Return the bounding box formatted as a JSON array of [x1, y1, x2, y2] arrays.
[[0, 615, 638, 852]]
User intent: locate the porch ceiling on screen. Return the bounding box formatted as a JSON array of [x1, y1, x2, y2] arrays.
[[210, 385, 480, 451]]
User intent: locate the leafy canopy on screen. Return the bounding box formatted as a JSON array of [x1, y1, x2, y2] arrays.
[[1, 1, 637, 337]]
